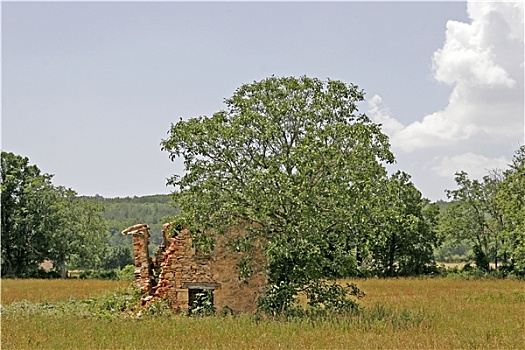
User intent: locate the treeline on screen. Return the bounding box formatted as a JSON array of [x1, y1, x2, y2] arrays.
[[78, 194, 179, 273], [98, 194, 179, 258], [1, 152, 107, 278], [1, 152, 178, 278], [351, 147, 524, 278], [2, 146, 524, 279], [439, 146, 525, 275]]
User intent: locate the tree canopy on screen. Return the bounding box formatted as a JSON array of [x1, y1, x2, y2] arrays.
[[439, 146, 525, 275], [1, 152, 107, 277], [161, 76, 438, 314], [1, 152, 56, 276]]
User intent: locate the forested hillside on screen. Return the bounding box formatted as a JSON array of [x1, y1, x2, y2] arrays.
[[95, 194, 179, 248]]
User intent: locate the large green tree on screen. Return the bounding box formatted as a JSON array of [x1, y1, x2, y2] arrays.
[[1, 152, 56, 276], [1, 152, 108, 277], [162, 76, 396, 314], [495, 146, 525, 273]]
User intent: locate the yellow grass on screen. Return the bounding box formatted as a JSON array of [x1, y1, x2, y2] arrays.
[[0, 279, 130, 305], [2, 278, 524, 349]]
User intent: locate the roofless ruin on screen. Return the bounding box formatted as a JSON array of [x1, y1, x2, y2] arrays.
[[122, 223, 266, 313]]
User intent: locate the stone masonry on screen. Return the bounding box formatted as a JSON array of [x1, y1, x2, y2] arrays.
[[153, 223, 218, 310], [122, 222, 267, 313], [121, 223, 155, 295]]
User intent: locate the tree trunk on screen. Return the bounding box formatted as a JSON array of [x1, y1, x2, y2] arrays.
[[55, 260, 68, 278], [388, 233, 396, 277]]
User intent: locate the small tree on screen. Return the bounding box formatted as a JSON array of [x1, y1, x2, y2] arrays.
[[47, 188, 108, 277], [162, 76, 394, 314], [440, 172, 495, 271]]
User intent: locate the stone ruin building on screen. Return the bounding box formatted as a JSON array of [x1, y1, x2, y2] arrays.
[[122, 223, 266, 313]]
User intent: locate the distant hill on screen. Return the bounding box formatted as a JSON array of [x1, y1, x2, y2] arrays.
[[94, 194, 451, 257], [434, 200, 450, 210], [93, 194, 180, 249]]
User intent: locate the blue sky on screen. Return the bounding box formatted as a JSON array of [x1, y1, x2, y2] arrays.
[[2, 1, 523, 201]]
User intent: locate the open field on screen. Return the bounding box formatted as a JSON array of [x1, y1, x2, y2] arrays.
[[2, 278, 524, 349], [1, 279, 130, 305]]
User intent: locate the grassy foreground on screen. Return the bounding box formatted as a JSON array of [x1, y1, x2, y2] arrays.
[[2, 278, 524, 349]]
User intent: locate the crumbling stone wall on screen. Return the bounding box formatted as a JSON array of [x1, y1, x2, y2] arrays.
[[121, 224, 155, 295], [122, 222, 267, 313], [153, 224, 217, 310]]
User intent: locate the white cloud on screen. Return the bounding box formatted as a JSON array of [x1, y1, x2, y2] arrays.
[[433, 1, 521, 89], [368, 1, 523, 153], [431, 153, 510, 180], [432, 18, 515, 88], [367, 95, 404, 136], [368, 0, 523, 153], [367, 0, 524, 201]]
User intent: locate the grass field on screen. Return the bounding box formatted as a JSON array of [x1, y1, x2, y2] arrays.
[[0, 279, 129, 305], [2, 278, 524, 349]]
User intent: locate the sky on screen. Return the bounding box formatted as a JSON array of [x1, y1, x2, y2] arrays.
[[2, 1, 524, 201]]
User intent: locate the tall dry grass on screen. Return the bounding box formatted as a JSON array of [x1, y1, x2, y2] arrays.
[[2, 278, 524, 349], [1, 279, 130, 305]]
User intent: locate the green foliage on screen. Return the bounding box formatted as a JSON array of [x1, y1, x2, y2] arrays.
[[16, 268, 62, 279], [440, 172, 498, 271], [0, 151, 176, 278], [99, 194, 178, 251], [495, 146, 525, 274], [435, 239, 471, 262], [47, 188, 108, 275], [190, 290, 216, 316], [79, 269, 119, 280], [439, 146, 525, 275], [1, 152, 56, 277], [73, 266, 137, 281], [100, 245, 134, 270], [116, 264, 136, 281], [366, 171, 440, 276], [1, 152, 107, 277], [161, 76, 416, 315], [305, 282, 363, 312], [0, 286, 146, 319]]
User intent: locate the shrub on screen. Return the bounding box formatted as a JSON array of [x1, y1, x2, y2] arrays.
[[116, 265, 135, 281], [79, 269, 118, 280]]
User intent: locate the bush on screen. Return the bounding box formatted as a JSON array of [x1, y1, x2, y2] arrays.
[[116, 265, 135, 281], [79, 269, 118, 280]]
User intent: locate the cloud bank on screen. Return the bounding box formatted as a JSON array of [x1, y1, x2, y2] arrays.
[[368, 1, 524, 199]]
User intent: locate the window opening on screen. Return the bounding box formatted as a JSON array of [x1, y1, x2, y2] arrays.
[[188, 288, 215, 315]]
